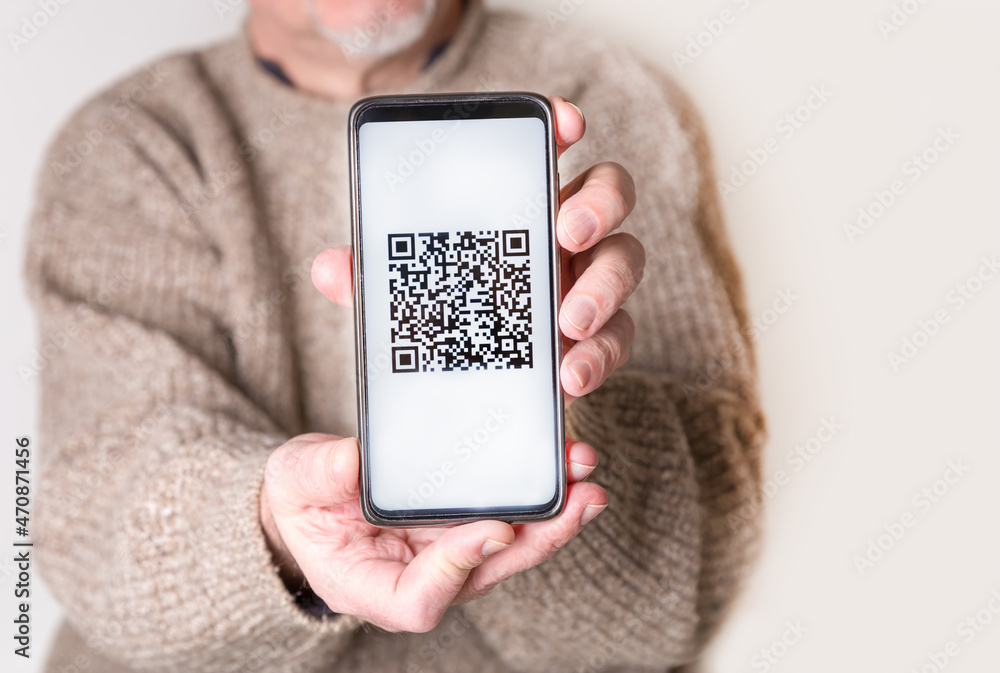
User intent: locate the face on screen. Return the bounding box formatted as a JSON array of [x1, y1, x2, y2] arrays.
[[253, 0, 440, 59]]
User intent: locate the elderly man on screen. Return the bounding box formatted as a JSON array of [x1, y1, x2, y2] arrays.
[[26, 0, 764, 671]]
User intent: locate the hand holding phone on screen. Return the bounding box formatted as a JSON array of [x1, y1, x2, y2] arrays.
[[275, 96, 643, 631], [259, 431, 602, 632]]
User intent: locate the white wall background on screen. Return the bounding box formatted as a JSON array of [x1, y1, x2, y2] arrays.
[[2, 0, 998, 671]]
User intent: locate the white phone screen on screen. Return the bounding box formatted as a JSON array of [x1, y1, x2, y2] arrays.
[[357, 112, 559, 514]]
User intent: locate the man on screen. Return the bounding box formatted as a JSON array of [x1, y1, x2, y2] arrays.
[[26, 0, 765, 671]]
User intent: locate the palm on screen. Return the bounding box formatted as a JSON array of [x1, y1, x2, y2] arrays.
[[300, 498, 524, 606]]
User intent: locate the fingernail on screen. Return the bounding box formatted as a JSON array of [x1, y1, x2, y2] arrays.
[[569, 460, 597, 480], [481, 538, 510, 558], [563, 296, 597, 332], [562, 98, 585, 124], [561, 208, 598, 246], [580, 503, 607, 527], [567, 360, 592, 390]]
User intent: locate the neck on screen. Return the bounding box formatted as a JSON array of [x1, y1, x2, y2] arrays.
[[247, 0, 463, 100]]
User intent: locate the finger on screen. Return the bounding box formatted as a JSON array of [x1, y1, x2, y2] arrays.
[[268, 437, 360, 508], [311, 245, 353, 307], [567, 440, 598, 483], [551, 96, 585, 159], [561, 310, 634, 397], [559, 232, 645, 341], [456, 481, 608, 602], [557, 162, 637, 252], [385, 520, 515, 632]]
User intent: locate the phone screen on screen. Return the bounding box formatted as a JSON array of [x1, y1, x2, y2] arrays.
[[353, 97, 563, 521]]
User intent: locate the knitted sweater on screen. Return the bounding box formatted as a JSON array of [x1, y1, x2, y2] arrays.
[[25, 2, 765, 671]]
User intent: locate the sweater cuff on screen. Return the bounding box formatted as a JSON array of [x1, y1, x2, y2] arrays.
[[293, 584, 338, 618]]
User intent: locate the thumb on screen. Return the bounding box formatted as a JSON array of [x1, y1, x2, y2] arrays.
[[311, 246, 353, 307], [386, 520, 515, 631], [271, 436, 360, 509]]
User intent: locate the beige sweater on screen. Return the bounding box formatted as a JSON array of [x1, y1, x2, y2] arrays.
[[25, 2, 765, 671]]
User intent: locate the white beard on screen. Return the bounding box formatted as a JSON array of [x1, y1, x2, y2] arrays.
[[305, 0, 439, 60]]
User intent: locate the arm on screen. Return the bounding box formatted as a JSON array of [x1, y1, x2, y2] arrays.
[[26, 99, 360, 672], [459, 64, 766, 671]]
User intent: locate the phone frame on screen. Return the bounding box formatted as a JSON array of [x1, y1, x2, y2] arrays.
[[348, 92, 566, 527]]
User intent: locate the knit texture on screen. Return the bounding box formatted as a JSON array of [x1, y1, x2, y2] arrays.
[[26, 2, 765, 671]]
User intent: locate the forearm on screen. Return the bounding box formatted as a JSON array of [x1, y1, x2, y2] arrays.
[[25, 88, 364, 672], [32, 298, 359, 672]]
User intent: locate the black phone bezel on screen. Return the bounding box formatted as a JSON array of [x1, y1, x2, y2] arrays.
[[347, 92, 566, 527]]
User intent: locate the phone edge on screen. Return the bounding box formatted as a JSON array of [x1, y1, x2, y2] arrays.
[[348, 92, 567, 527]]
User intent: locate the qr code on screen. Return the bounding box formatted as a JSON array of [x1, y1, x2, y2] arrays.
[[387, 230, 533, 373]]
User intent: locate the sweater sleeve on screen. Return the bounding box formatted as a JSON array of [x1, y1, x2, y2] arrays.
[[459, 53, 766, 671], [25, 92, 360, 672]]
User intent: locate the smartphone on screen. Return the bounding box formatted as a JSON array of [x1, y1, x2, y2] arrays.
[[348, 92, 566, 527]]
